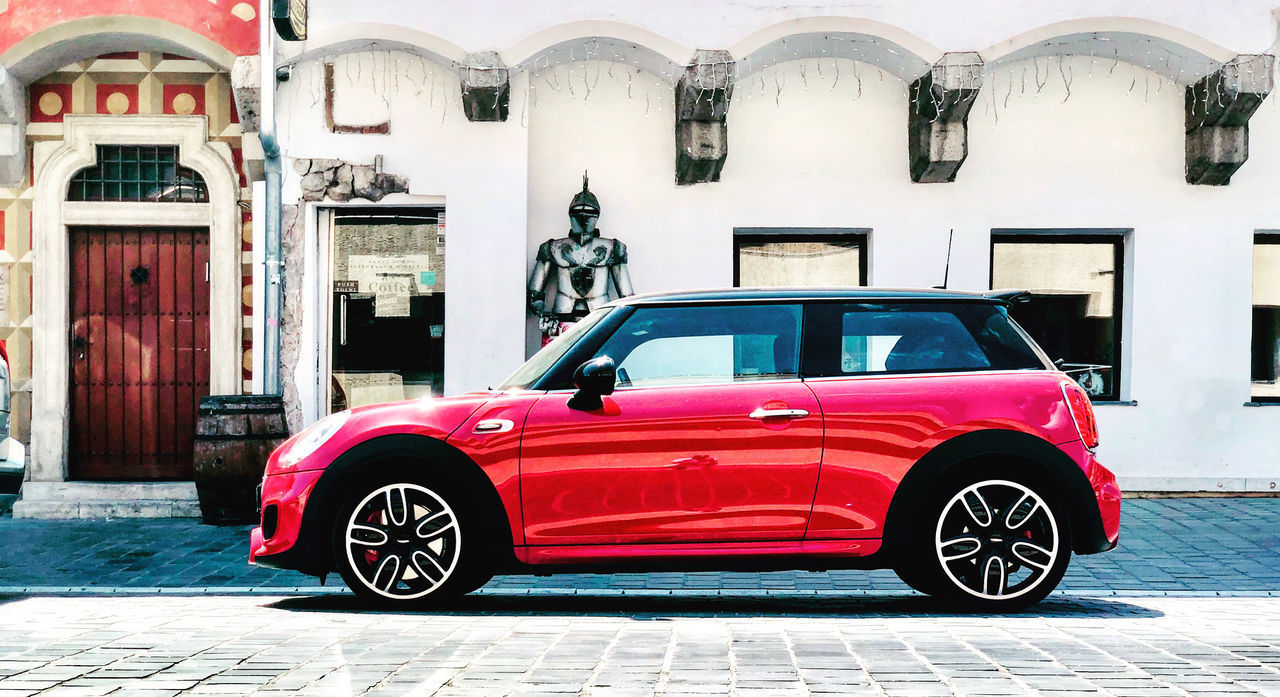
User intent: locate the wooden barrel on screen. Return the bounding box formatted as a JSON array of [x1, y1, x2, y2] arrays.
[[193, 395, 289, 525]]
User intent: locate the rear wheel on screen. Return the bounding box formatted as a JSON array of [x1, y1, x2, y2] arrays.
[[332, 476, 488, 606], [899, 475, 1071, 611]]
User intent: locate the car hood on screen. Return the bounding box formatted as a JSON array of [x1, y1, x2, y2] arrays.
[[343, 390, 500, 440]]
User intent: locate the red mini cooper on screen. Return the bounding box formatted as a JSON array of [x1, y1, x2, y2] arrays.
[[251, 288, 1120, 611]]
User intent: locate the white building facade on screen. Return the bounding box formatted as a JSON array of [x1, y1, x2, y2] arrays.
[[262, 1, 1280, 493]]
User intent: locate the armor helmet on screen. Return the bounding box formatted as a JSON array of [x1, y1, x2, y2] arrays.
[[569, 172, 600, 218]]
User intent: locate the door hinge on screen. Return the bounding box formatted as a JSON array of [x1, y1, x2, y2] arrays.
[[205, 261, 210, 282]]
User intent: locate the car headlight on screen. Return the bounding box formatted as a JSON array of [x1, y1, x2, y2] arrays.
[[277, 410, 350, 468]]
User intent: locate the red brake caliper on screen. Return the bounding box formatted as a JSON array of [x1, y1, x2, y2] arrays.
[[364, 511, 381, 565]]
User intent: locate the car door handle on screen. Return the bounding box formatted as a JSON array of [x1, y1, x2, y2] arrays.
[[748, 408, 810, 420]]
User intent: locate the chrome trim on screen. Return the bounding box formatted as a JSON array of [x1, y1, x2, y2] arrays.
[[474, 419, 515, 434], [801, 369, 1048, 383], [544, 377, 803, 394], [339, 294, 348, 346], [748, 408, 809, 419]]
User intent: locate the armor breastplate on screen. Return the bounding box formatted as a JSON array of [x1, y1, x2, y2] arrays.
[[569, 266, 596, 296]]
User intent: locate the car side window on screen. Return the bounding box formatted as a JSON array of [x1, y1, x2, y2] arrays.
[[803, 302, 1045, 377], [842, 309, 989, 373], [593, 304, 802, 388]]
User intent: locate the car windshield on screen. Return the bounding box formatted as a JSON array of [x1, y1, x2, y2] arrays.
[[498, 308, 612, 389]]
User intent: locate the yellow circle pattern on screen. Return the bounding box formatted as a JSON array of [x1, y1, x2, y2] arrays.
[[38, 92, 63, 116]]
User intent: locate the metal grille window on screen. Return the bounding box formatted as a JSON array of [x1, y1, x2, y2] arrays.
[[68, 145, 208, 203]]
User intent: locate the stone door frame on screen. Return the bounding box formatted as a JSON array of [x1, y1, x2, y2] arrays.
[[29, 114, 241, 481]]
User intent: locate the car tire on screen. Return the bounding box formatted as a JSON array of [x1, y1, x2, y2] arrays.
[[906, 471, 1072, 612], [331, 471, 489, 607], [893, 558, 943, 597]]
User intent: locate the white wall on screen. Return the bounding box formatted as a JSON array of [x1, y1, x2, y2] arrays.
[[278, 55, 531, 407], [525, 55, 1280, 490], [274, 1, 1280, 490], [303, 1, 1279, 60]]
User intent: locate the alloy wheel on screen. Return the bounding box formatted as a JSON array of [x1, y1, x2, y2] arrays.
[[933, 479, 1060, 601], [343, 483, 461, 600]]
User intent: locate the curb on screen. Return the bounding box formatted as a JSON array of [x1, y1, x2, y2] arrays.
[[0, 586, 1275, 598]]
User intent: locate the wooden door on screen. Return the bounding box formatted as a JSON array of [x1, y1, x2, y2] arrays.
[[69, 227, 210, 480]]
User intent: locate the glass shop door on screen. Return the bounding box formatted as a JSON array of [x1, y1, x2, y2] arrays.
[[329, 207, 445, 413]]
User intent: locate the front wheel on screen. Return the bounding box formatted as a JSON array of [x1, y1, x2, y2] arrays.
[[901, 476, 1071, 611], [332, 478, 484, 606]]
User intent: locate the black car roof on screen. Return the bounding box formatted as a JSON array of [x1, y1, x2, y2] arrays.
[[610, 287, 1029, 306]]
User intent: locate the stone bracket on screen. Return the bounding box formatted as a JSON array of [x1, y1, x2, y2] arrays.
[[1186, 54, 1274, 185], [296, 155, 408, 202], [0, 64, 28, 188], [230, 55, 265, 182], [675, 49, 735, 185], [460, 52, 510, 122], [230, 55, 261, 132], [908, 52, 983, 183]]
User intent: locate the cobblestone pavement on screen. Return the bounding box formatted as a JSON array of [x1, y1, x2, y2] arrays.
[[0, 498, 1278, 695], [1, 594, 1280, 696], [1, 498, 1278, 595]]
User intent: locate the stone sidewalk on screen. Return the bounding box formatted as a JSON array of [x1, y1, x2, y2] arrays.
[[0, 498, 1277, 596], [2, 595, 1280, 696]]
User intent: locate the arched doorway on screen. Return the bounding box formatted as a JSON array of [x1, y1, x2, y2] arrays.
[[30, 115, 241, 483]]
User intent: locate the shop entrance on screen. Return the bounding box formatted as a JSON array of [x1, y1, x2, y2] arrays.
[[328, 208, 446, 412]]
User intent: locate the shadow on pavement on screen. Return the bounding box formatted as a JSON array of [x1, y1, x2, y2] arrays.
[[266, 592, 1164, 619]]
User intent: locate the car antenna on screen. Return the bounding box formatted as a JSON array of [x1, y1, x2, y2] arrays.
[[933, 229, 954, 289]]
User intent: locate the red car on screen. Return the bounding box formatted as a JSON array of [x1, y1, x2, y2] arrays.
[[251, 288, 1120, 611]]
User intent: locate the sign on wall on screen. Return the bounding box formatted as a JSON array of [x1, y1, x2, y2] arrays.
[[346, 255, 435, 293]]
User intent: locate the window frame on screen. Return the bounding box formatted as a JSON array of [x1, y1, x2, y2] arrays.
[[1250, 233, 1280, 403], [798, 300, 1050, 379], [989, 230, 1126, 402], [322, 205, 448, 412], [588, 302, 805, 391], [733, 228, 869, 288], [534, 301, 815, 391]]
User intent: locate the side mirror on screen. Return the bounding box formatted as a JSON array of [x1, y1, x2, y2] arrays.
[[568, 356, 616, 411]]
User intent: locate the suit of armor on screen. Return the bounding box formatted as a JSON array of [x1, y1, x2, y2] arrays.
[[528, 176, 633, 329]]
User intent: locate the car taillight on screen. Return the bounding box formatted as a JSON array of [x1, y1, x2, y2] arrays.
[[1061, 381, 1099, 450]]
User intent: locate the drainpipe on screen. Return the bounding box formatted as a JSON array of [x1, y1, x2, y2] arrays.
[[259, 2, 283, 395]]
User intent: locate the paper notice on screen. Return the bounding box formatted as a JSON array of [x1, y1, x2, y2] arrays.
[[370, 274, 413, 317], [348, 255, 434, 293]]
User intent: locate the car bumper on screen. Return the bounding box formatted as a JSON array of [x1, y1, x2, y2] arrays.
[[0, 436, 26, 497], [1057, 439, 1120, 553], [248, 468, 325, 569], [1089, 456, 1122, 551]]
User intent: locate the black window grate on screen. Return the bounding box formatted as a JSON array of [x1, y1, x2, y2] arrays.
[[68, 145, 208, 203]]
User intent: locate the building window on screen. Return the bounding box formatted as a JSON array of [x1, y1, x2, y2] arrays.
[[328, 207, 445, 412], [734, 229, 868, 287], [1252, 234, 1280, 402], [991, 232, 1124, 401], [68, 145, 208, 203]]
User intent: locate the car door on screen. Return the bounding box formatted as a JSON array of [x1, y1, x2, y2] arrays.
[[519, 302, 823, 546], [800, 301, 1026, 540]]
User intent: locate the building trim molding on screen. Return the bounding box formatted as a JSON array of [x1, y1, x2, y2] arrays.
[[1, 16, 236, 81], [29, 114, 241, 481]]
